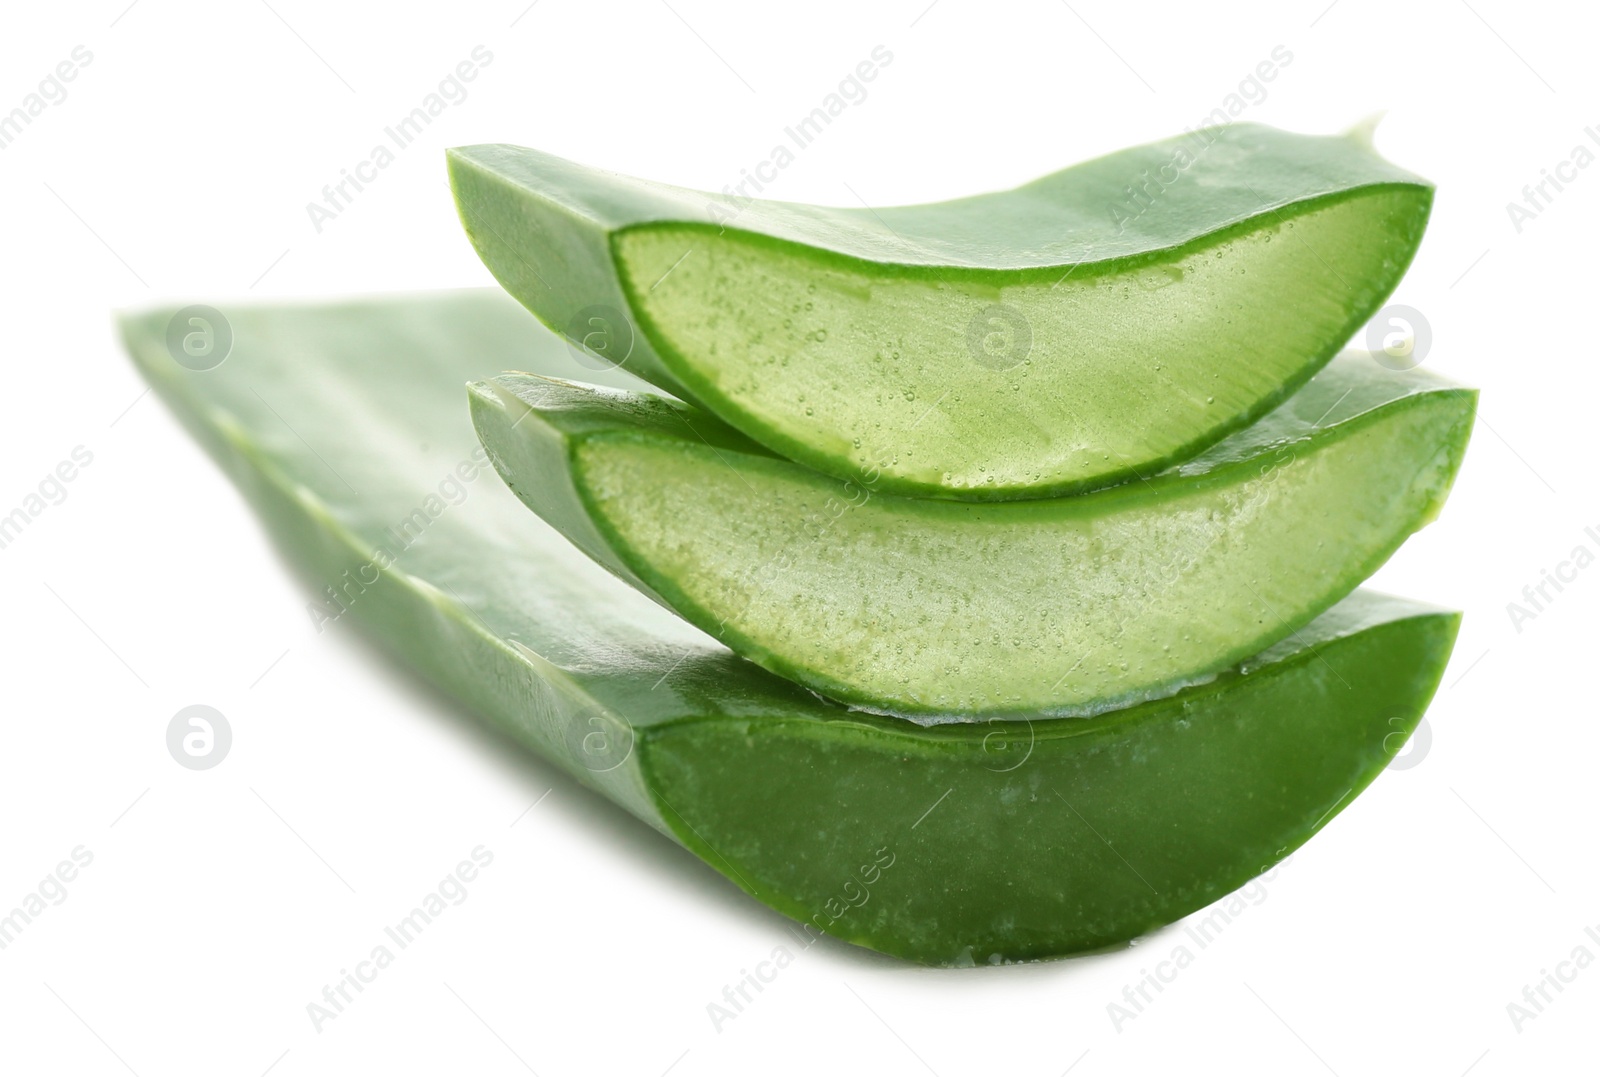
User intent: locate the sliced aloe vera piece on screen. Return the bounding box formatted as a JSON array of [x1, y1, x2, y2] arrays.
[[120, 290, 1457, 965], [471, 355, 1473, 717], [448, 123, 1433, 499]]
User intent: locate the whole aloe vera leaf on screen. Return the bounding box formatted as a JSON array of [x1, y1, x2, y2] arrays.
[[448, 123, 1432, 500], [119, 290, 1457, 965]]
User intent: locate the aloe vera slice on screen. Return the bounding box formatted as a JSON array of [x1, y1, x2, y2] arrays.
[[120, 291, 1456, 965], [470, 356, 1472, 717], [447, 124, 1433, 500]]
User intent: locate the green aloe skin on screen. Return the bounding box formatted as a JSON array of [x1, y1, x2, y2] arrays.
[[448, 123, 1433, 500], [470, 357, 1474, 717], [121, 291, 1456, 965]]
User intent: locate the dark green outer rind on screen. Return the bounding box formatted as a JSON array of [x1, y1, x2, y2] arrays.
[[470, 358, 1475, 717], [642, 604, 1457, 964], [121, 291, 1455, 965], [447, 124, 1429, 269], [446, 125, 1433, 498]]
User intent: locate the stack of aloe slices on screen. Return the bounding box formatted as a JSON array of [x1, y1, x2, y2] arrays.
[[123, 123, 1471, 967]]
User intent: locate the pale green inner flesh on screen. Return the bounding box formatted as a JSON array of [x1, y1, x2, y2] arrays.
[[574, 397, 1461, 716], [615, 189, 1422, 497]]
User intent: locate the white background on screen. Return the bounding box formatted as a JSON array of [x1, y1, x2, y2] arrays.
[[1, 0, 1595, 1074]]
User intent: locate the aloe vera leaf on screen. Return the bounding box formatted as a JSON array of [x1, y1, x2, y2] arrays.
[[470, 354, 1473, 717], [120, 290, 1456, 965], [447, 123, 1432, 500]]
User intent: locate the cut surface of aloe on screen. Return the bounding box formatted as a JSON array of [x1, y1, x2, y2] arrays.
[[448, 124, 1433, 499], [120, 290, 1457, 965], [471, 355, 1473, 717]]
